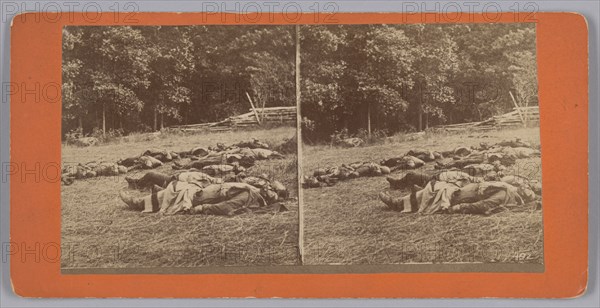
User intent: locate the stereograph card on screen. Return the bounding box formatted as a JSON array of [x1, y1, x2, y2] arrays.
[[7, 10, 588, 298]]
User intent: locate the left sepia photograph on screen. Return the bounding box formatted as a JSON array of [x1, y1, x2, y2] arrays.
[[60, 25, 300, 270]]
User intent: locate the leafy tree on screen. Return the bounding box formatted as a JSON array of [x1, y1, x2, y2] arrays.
[[495, 27, 538, 107], [62, 27, 86, 134], [402, 24, 460, 130], [301, 25, 414, 137], [62, 26, 152, 136], [300, 23, 537, 139], [139, 26, 194, 130], [62, 25, 295, 136], [62, 23, 538, 141]]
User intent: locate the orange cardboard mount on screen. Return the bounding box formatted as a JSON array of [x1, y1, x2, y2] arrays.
[[9, 12, 588, 298]]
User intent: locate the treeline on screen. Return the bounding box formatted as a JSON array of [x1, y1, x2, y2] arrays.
[[300, 24, 537, 140], [63, 24, 537, 140], [62, 25, 296, 137]]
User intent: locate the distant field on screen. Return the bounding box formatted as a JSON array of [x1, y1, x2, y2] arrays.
[[61, 126, 299, 269], [302, 127, 543, 265]]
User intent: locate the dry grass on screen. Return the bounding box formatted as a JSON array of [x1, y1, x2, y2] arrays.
[[303, 127, 543, 265], [62, 126, 544, 267], [63, 125, 297, 164], [61, 126, 299, 268]]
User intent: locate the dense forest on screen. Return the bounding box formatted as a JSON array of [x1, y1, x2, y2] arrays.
[[62, 24, 537, 140], [300, 23, 537, 139], [62, 25, 296, 136]]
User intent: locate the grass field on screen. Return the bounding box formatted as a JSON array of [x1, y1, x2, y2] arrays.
[[62, 125, 543, 267], [61, 126, 299, 268], [302, 127, 543, 265]]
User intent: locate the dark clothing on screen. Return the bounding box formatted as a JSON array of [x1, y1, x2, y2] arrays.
[[225, 155, 256, 168], [140, 182, 265, 216], [174, 154, 226, 170], [118, 157, 138, 167], [436, 157, 485, 169], [234, 139, 270, 149], [497, 139, 531, 148], [450, 183, 482, 205], [387, 171, 433, 190], [127, 171, 175, 189], [449, 188, 508, 215], [381, 180, 527, 215], [381, 158, 418, 169], [196, 190, 255, 216], [406, 149, 442, 162], [174, 153, 255, 170], [448, 182, 522, 215], [142, 149, 179, 162]]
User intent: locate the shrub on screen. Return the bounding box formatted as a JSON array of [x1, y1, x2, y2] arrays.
[[301, 117, 318, 144], [64, 127, 83, 145], [329, 128, 388, 147], [90, 127, 125, 144]]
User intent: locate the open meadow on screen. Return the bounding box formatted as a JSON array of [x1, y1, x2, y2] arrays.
[[61, 126, 299, 269], [302, 127, 543, 265]]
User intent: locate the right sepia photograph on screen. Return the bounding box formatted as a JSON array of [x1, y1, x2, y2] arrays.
[[299, 23, 543, 266]]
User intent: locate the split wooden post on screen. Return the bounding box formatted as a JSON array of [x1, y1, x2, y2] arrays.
[[261, 95, 267, 122], [509, 91, 526, 127], [245, 92, 261, 125]]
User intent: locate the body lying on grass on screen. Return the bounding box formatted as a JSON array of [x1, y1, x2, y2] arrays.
[[120, 170, 289, 216], [435, 146, 539, 170], [61, 161, 129, 185], [303, 137, 540, 189], [118, 150, 179, 168], [303, 162, 392, 188], [178, 139, 276, 159], [380, 171, 541, 215], [173, 148, 284, 170], [62, 138, 279, 186]]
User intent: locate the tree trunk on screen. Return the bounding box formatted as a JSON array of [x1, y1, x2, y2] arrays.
[[153, 109, 158, 131], [78, 117, 83, 131], [367, 102, 372, 138], [102, 102, 106, 137], [160, 113, 164, 130], [417, 102, 423, 131], [425, 113, 429, 129]]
